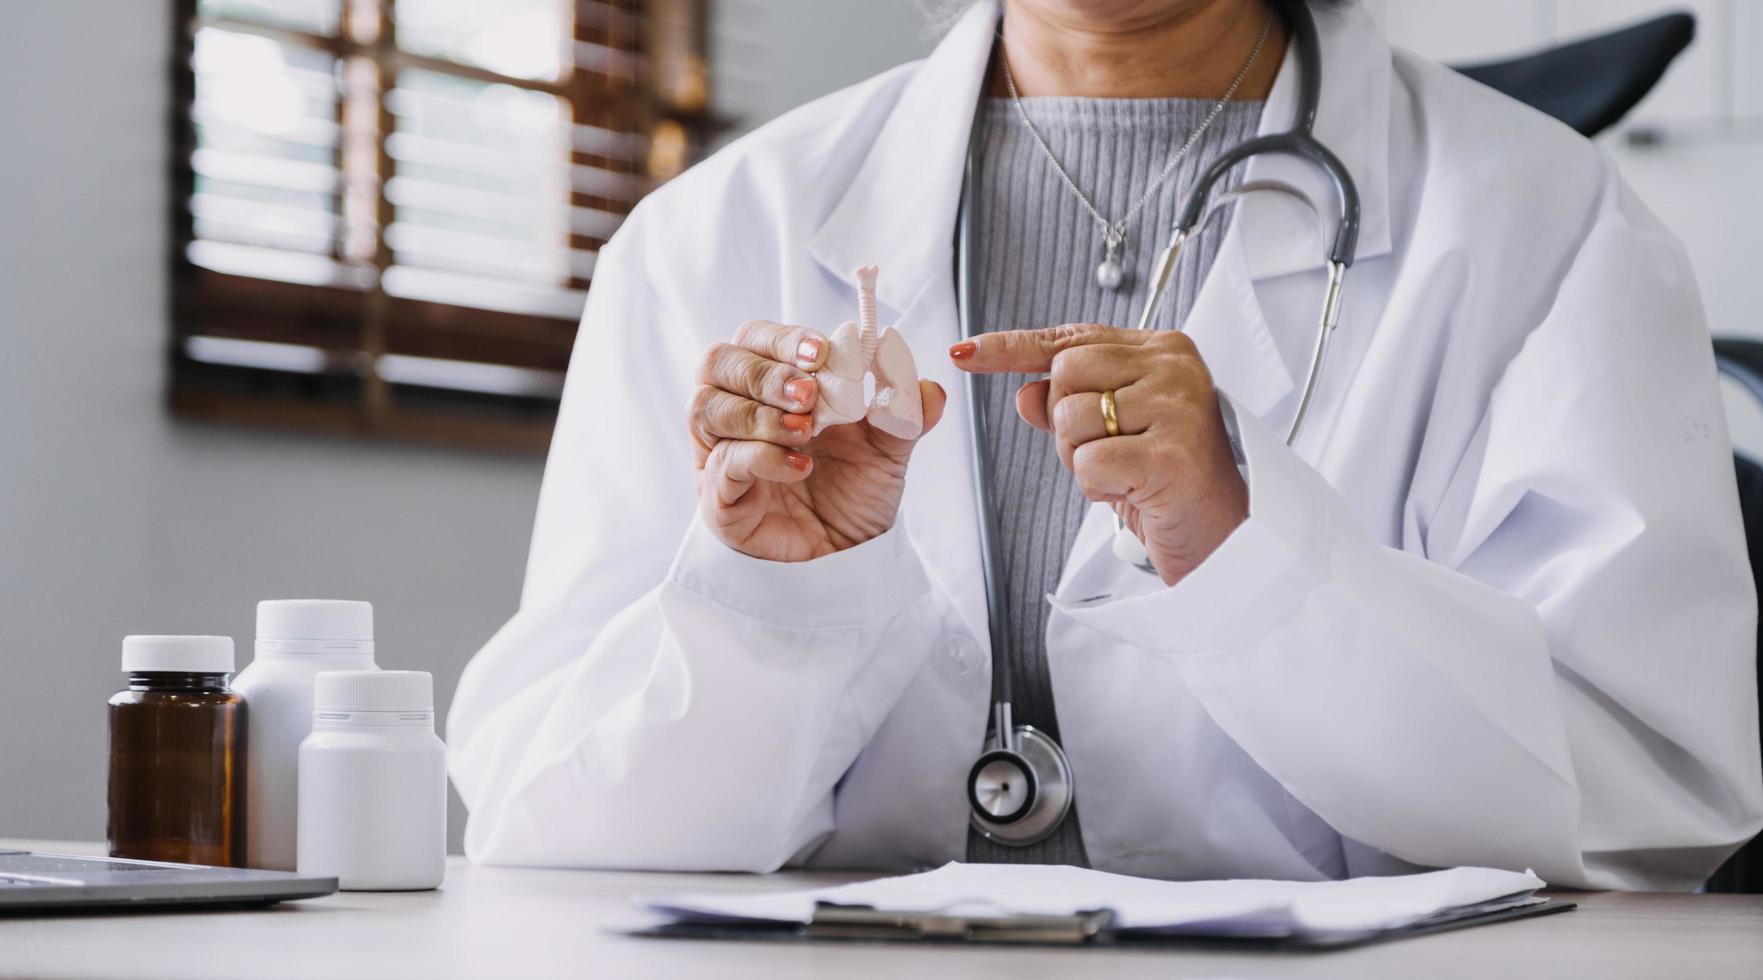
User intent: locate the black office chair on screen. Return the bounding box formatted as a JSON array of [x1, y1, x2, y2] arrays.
[[1706, 343, 1763, 894], [1450, 12, 1696, 138], [1447, 15, 1763, 893]]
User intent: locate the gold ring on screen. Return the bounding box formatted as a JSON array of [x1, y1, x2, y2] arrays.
[[1100, 389, 1121, 437]]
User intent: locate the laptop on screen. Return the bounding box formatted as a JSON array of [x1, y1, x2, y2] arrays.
[[0, 848, 336, 912]]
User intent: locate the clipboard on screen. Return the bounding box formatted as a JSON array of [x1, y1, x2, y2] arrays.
[[631, 895, 1576, 952]]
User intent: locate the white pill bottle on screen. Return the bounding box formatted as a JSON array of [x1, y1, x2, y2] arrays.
[[297, 670, 446, 891], [233, 600, 377, 870]]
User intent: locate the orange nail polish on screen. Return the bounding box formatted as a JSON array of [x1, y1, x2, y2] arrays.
[[795, 338, 823, 368], [781, 413, 811, 434], [785, 451, 812, 471], [949, 341, 976, 360], [784, 377, 815, 408]]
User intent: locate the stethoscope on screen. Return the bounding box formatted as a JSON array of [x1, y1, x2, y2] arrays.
[[957, 0, 1362, 846]]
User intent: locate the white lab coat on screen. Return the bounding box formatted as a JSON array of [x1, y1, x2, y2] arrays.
[[446, 1, 1762, 889]]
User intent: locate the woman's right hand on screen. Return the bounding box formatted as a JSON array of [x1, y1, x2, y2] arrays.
[[690, 319, 946, 562]]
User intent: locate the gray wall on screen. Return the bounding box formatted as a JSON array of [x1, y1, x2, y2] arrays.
[[713, 0, 939, 130]]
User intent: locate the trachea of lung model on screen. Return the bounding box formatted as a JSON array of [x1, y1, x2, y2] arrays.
[[811, 266, 925, 439]]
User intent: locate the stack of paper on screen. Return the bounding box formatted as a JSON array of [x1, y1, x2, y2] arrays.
[[642, 862, 1549, 943]]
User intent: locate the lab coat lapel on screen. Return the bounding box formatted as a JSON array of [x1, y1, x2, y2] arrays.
[[1182, 1, 1394, 423], [807, 0, 996, 315], [1180, 209, 1294, 420], [807, 1, 1001, 660]]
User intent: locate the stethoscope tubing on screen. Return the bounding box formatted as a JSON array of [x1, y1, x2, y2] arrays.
[[957, 0, 1361, 839], [956, 131, 1021, 744]]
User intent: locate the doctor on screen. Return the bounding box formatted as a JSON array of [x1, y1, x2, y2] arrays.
[[448, 0, 1762, 888]]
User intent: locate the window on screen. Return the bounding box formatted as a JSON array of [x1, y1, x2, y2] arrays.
[[170, 0, 717, 450]]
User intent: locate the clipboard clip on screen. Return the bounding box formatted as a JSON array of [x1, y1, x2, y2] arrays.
[[808, 902, 1117, 945]]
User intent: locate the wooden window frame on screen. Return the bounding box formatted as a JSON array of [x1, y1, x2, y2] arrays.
[[168, 0, 718, 452]]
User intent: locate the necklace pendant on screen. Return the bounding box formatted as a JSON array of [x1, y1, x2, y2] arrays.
[[1095, 230, 1125, 291], [1095, 254, 1123, 291]]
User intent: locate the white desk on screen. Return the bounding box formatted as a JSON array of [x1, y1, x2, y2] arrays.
[[3, 840, 1761, 980]]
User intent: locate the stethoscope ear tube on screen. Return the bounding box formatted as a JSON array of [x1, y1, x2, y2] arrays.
[[1134, 230, 1187, 332], [1168, 0, 1360, 269]]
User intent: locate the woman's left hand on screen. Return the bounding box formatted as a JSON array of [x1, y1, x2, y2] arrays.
[[950, 324, 1248, 586]]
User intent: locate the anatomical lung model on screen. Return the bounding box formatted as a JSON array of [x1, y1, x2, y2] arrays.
[[811, 265, 924, 439]]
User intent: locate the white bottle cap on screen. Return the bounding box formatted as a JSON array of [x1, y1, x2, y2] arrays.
[[314, 670, 432, 713], [122, 635, 235, 674], [256, 600, 374, 657]]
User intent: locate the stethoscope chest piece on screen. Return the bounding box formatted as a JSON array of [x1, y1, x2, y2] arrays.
[[968, 724, 1074, 846]]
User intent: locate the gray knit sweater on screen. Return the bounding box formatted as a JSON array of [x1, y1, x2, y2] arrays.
[[966, 95, 1264, 866]]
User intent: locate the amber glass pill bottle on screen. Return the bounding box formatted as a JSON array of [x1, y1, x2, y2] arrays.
[[107, 635, 246, 867]]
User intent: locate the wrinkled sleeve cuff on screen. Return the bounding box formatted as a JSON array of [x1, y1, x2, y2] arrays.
[[667, 513, 932, 631], [1051, 397, 1335, 655]]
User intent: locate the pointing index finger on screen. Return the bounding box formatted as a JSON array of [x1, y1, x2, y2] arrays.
[[949, 323, 1151, 373]]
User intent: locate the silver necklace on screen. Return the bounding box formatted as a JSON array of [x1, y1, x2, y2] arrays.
[[1000, 12, 1273, 290]]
